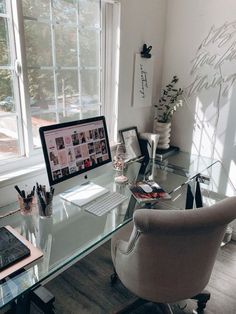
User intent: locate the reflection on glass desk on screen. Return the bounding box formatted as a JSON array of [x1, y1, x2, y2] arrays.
[[0, 152, 234, 310]]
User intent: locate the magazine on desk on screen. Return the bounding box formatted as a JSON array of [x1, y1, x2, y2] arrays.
[[129, 180, 171, 203]]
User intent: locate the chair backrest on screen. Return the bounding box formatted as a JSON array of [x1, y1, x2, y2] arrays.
[[114, 197, 236, 303]]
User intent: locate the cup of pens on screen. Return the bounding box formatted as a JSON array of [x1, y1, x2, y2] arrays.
[[15, 185, 36, 216], [36, 183, 54, 217]]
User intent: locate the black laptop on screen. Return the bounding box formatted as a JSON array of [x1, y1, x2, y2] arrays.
[[0, 226, 31, 272]]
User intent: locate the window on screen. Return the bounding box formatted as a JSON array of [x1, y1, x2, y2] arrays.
[[0, 0, 119, 172]]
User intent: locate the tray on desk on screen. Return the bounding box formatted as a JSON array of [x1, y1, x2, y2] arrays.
[[0, 226, 43, 280]]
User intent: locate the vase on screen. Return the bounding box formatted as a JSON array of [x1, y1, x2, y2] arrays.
[[154, 121, 171, 149]]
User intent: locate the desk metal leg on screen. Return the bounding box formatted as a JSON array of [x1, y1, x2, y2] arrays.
[[30, 285, 55, 314]]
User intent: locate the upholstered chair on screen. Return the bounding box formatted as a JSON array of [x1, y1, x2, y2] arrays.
[[111, 197, 236, 313]]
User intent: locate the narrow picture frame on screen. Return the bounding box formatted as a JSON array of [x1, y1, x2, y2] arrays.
[[119, 126, 142, 162]]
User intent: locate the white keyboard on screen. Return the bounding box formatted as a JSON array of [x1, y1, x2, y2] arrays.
[[83, 192, 128, 216]]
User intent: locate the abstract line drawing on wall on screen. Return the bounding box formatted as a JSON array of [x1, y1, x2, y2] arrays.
[[186, 20, 236, 98]]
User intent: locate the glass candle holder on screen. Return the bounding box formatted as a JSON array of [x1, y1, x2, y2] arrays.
[[113, 143, 129, 183], [113, 143, 127, 171]]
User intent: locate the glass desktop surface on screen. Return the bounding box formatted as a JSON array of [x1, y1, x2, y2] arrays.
[[0, 152, 231, 309], [0, 162, 140, 309], [153, 153, 235, 210]]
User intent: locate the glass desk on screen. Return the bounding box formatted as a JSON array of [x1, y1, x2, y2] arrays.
[[0, 152, 234, 310]]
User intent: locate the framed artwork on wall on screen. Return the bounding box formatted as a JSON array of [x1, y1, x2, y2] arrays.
[[132, 53, 154, 108]]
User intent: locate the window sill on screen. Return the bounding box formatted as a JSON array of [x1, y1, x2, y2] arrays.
[[0, 163, 46, 189]]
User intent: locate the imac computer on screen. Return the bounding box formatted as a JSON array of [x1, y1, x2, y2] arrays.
[[39, 116, 113, 200], [40, 115, 127, 216]]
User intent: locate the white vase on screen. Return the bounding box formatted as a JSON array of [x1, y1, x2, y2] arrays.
[[154, 121, 171, 149]]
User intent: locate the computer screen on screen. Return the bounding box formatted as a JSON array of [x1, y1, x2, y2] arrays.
[[39, 116, 112, 186]]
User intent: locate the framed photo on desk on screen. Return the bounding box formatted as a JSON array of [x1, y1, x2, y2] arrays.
[[119, 127, 142, 162]]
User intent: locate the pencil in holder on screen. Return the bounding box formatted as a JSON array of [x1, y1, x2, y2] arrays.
[[37, 199, 53, 217], [36, 183, 54, 217]]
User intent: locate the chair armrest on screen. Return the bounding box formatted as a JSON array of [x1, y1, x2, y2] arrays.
[[133, 208, 151, 232], [116, 224, 140, 255]]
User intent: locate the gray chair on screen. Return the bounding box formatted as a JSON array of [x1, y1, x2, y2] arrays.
[[111, 197, 236, 313]]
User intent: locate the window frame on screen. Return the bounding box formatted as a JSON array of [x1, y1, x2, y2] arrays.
[[0, 0, 120, 176]]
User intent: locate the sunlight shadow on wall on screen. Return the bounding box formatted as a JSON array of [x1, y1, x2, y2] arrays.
[[190, 97, 219, 158], [188, 88, 236, 197]]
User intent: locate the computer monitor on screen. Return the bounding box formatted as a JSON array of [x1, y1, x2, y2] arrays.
[[39, 116, 112, 187]]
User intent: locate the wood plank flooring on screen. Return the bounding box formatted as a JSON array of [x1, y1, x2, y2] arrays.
[[45, 240, 236, 314]]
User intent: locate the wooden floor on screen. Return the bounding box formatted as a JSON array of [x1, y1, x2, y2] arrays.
[[45, 240, 236, 314]]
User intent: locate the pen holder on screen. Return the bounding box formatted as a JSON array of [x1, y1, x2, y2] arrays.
[[37, 199, 53, 218], [18, 195, 36, 216], [36, 184, 54, 218]]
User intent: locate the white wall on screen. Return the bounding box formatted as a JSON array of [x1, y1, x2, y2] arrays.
[[162, 0, 236, 192], [117, 0, 167, 133], [161, 0, 236, 234]]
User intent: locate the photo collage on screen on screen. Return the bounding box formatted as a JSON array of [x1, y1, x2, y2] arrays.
[[45, 121, 109, 182]]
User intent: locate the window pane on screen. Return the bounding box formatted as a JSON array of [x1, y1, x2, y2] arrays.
[[22, 0, 50, 19], [0, 17, 10, 65], [79, 0, 100, 27], [0, 116, 20, 160], [28, 69, 55, 112], [81, 69, 99, 102], [59, 111, 81, 123], [80, 30, 100, 67], [24, 20, 52, 67], [32, 113, 57, 148], [55, 25, 77, 66], [0, 70, 15, 112], [58, 105, 100, 122], [81, 105, 100, 119], [21, 0, 104, 154], [57, 69, 78, 98], [0, 0, 6, 14], [53, 0, 77, 24], [57, 69, 79, 115]]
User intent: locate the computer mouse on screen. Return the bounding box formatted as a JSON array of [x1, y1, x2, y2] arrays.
[[139, 184, 153, 193]]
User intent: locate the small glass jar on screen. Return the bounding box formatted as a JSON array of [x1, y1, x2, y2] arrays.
[[37, 196, 53, 218], [18, 195, 36, 216]]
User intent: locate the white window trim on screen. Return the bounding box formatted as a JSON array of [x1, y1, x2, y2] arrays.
[[103, 0, 120, 145]]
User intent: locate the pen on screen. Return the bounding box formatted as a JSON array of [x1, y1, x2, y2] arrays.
[[14, 185, 23, 198], [21, 189, 26, 199], [36, 183, 54, 216]]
